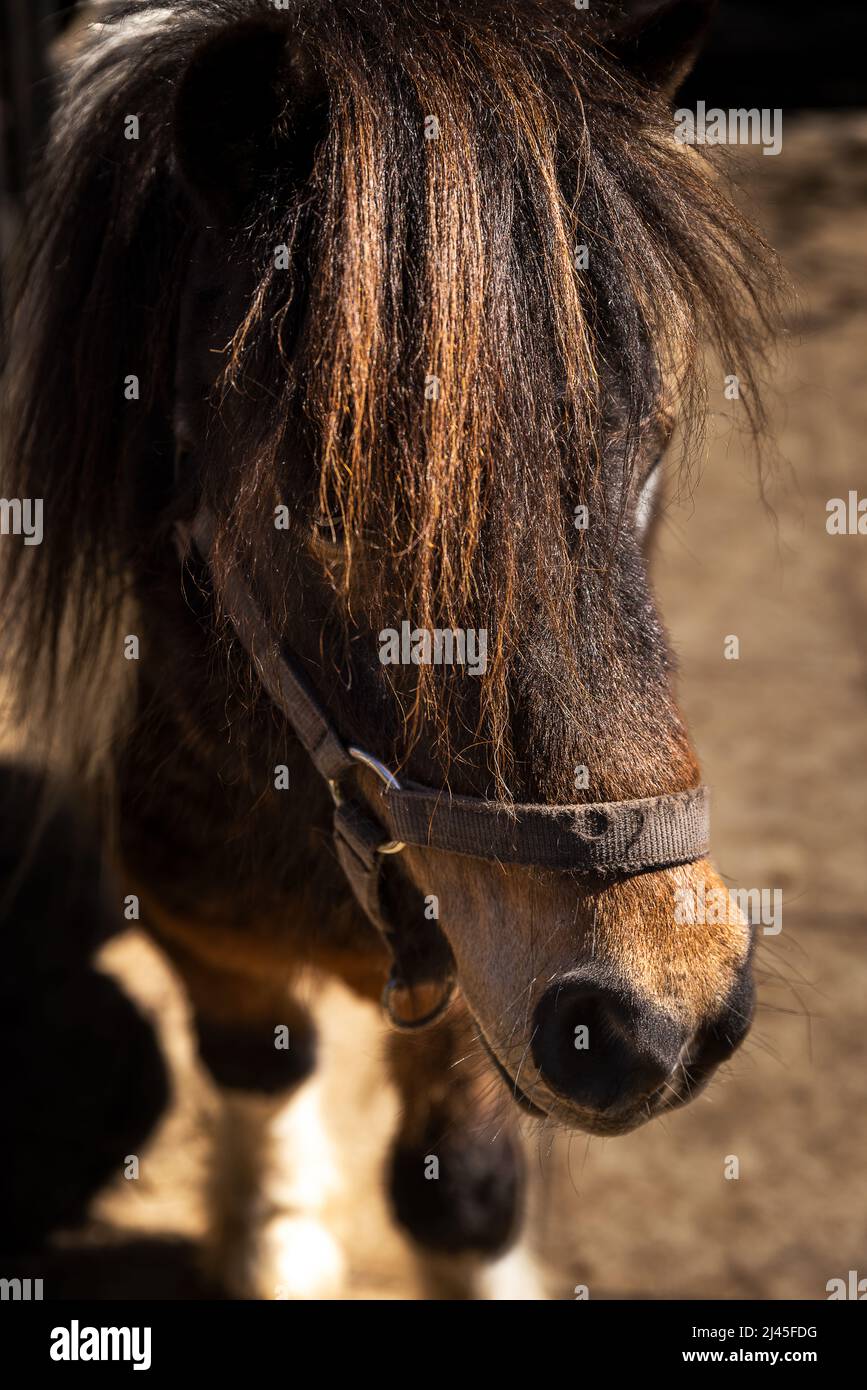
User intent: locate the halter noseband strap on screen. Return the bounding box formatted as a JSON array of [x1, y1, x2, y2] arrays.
[[178, 505, 711, 1030]]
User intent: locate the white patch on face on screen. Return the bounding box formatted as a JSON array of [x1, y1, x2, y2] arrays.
[[60, 5, 182, 151], [90, 0, 175, 27], [635, 462, 662, 538], [88, 2, 177, 50]]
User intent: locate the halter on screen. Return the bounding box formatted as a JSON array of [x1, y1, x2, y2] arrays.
[[176, 504, 710, 1031]]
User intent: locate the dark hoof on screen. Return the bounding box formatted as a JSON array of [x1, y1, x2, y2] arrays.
[[388, 1126, 524, 1256], [196, 1015, 317, 1094]]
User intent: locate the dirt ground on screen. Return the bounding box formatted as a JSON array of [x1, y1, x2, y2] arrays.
[[9, 113, 867, 1300]]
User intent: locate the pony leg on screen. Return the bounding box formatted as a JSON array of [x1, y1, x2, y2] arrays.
[[163, 944, 346, 1300], [385, 998, 548, 1300], [210, 1075, 346, 1301]]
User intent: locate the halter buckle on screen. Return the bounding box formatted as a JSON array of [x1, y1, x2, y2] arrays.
[[328, 746, 406, 855], [382, 971, 456, 1032]]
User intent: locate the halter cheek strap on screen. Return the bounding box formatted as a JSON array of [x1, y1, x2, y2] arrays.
[[177, 505, 711, 1030]]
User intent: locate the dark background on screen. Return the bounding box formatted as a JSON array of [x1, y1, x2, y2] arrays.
[[43, 2, 867, 105], [2, 1, 867, 212], [685, 0, 867, 108]]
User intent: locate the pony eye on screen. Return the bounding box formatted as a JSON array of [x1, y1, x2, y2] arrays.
[[312, 516, 345, 550], [173, 444, 195, 489]]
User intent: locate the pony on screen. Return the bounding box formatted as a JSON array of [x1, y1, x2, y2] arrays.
[[1, 0, 779, 1298]]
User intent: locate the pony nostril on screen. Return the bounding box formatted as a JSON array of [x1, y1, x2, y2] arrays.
[[531, 976, 685, 1113]]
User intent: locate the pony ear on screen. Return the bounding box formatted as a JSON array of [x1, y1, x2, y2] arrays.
[[173, 20, 326, 224], [607, 0, 717, 96]]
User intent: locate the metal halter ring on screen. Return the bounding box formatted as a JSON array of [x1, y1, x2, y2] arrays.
[[382, 971, 457, 1032], [328, 746, 406, 854]]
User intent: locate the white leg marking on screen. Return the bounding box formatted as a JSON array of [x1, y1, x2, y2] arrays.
[[474, 1241, 550, 1301], [208, 1078, 346, 1300]]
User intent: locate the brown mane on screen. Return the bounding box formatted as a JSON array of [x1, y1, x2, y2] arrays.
[[1, 0, 780, 792]]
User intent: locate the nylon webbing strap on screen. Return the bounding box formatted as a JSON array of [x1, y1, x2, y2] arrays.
[[187, 509, 355, 785], [375, 784, 710, 875], [332, 800, 390, 934]]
